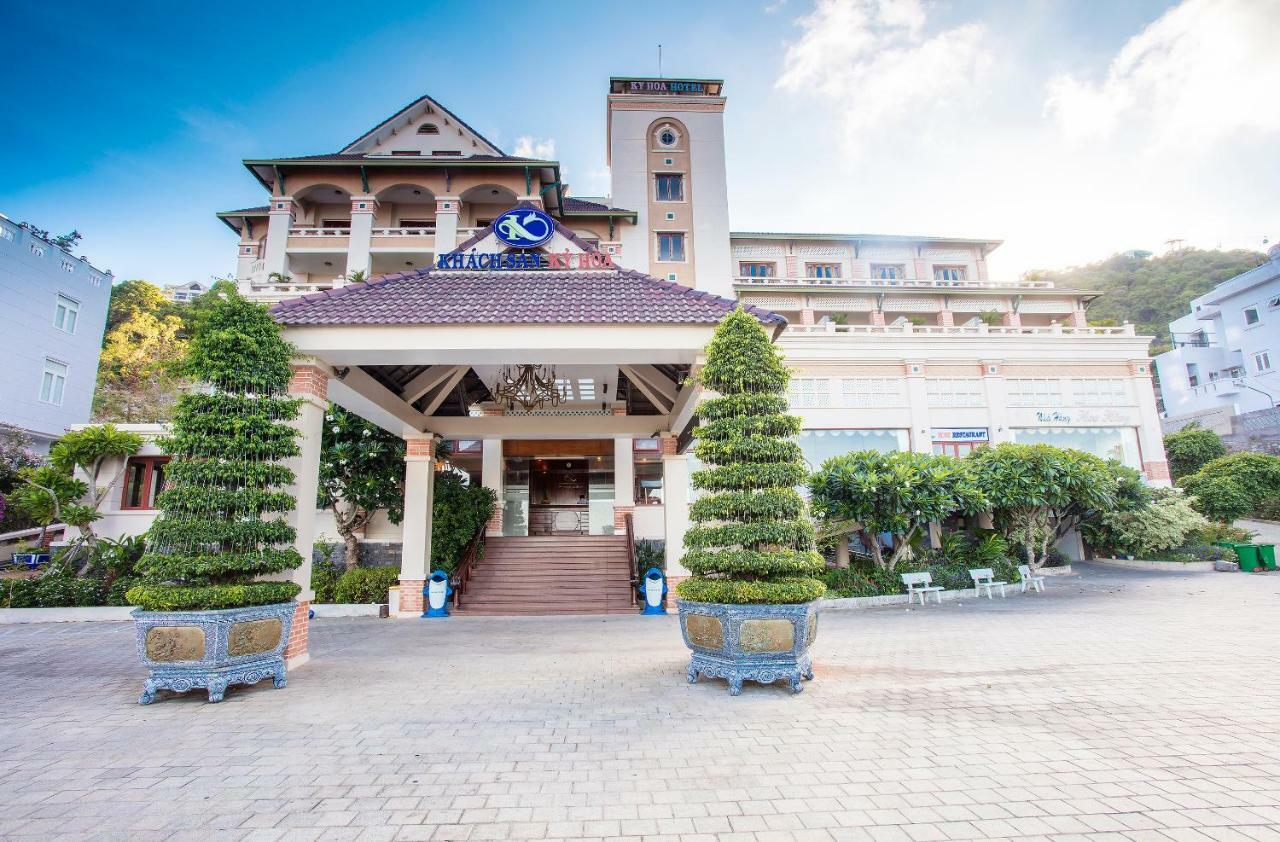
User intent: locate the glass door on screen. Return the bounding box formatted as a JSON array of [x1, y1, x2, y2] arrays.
[[501, 457, 530, 537]]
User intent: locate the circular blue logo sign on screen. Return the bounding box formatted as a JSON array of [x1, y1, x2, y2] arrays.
[[492, 208, 555, 248]]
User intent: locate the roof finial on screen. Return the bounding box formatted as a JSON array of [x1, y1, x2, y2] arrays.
[[658, 44, 663, 78]]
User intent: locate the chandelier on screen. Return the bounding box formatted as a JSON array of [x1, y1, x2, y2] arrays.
[[490, 364, 563, 412]]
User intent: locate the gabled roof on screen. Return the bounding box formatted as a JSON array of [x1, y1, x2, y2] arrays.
[[341, 94, 504, 156], [271, 267, 785, 331], [562, 197, 637, 218]]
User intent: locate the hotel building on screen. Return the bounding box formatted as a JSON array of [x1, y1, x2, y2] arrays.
[[87, 78, 1167, 655]]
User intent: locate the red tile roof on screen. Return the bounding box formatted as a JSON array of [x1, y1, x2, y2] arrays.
[[270, 268, 785, 329]]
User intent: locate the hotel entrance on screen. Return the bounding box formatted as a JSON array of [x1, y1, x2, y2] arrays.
[[500, 440, 616, 537]]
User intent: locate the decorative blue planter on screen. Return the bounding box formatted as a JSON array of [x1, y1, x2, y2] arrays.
[[14, 552, 50, 570], [677, 599, 818, 695], [131, 601, 296, 704]]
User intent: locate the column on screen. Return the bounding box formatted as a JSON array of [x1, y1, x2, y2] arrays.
[[660, 435, 690, 587], [434, 197, 460, 253], [613, 436, 635, 531], [482, 439, 504, 536], [346, 196, 378, 280], [516, 194, 543, 207], [938, 309, 955, 327], [263, 197, 295, 278], [282, 361, 327, 668], [904, 361, 932, 453], [236, 241, 259, 282], [1131, 360, 1172, 487], [982, 361, 1013, 444], [399, 435, 437, 615]]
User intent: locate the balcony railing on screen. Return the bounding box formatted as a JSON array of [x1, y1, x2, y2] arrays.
[[734, 275, 1055, 289], [290, 227, 351, 237], [242, 275, 345, 302], [373, 226, 435, 237], [786, 322, 1137, 338]]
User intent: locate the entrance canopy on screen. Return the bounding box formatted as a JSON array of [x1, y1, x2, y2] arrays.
[[271, 263, 783, 440]]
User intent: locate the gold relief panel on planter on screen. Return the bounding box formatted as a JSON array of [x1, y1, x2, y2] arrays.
[[806, 613, 818, 647], [684, 613, 725, 649], [739, 619, 795, 653], [227, 619, 283, 657], [145, 626, 206, 662]]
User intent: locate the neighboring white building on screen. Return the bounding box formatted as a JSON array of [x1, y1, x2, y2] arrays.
[[0, 214, 113, 452], [1154, 246, 1279, 429], [163, 281, 207, 303]]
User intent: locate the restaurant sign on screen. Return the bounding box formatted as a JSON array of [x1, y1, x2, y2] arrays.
[[931, 428, 989, 442]]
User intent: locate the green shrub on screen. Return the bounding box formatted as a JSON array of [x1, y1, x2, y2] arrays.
[[2, 574, 105, 608], [127, 293, 303, 613], [1163, 424, 1227, 480], [674, 308, 824, 605], [432, 473, 497, 574], [333, 567, 400, 604], [311, 563, 341, 604], [1083, 489, 1209, 558], [1180, 452, 1280, 522], [1252, 496, 1280, 521], [1196, 522, 1256, 544]]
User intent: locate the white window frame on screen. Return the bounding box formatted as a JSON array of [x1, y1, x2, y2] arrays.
[[40, 359, 68, 405], [925, 378, 985, 408], [1244, 306, 1261, 327], [0, 226, 13, 241], [655, 231, 687, 263], [933, 265, 967, 282], [805, 263, 842, 280], [1255, 350, 1273, 373], [1006, 378, 1065, 406], [30, 243, 45, 257], [53, 294, 80, 334], [839, 378, 906, 407], [653, 172, 685, 202], [1069, 378, 1129, 406], [788, 378, 832, 408], [870, 264, 904, 280], [739, 262, 776, 278]]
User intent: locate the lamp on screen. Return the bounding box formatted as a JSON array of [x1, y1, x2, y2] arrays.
[[491, 364, 563, 412]]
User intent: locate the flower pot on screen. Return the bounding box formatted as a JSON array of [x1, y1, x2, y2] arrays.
[[14, 553, 50, 570], [131, 601, 296, 704], [677, 599, 819, 695]]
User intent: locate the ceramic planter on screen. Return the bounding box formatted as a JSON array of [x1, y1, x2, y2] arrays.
[[132, 601, 295, 704], [677, 599, 818, 695]]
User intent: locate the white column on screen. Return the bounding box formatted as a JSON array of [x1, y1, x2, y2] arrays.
[[434, 197, 460, 253], [905, 361, 932, 453], [263, 197, 295, 278], [481, 438, 504, 536], [614, 437, 635, 507], [983, 361, 1013, 444], [662, 449, 690, 577], [400, 436, 437, 588], [282, 362, 327, 603], [235, 241, 259, 281], [346, 196, 378, 280], [1131, 360, 1172, 487]]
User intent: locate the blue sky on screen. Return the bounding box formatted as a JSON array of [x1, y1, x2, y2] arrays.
[[2, 0, 1275, 284]]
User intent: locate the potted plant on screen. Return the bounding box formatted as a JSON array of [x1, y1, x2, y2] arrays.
[[126, 293, 304, 704], [676, 308, 826, 695], [12, 542, 49, 570]]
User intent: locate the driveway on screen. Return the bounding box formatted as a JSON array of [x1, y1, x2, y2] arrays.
[[1, 563, 1279, 841]]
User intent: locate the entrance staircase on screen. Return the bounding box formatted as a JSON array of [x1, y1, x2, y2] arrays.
[[456, 535, 636, 616]]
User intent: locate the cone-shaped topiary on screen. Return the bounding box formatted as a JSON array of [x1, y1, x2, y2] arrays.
[[675, 307, 826, 605], [126, 292, 303, 612]]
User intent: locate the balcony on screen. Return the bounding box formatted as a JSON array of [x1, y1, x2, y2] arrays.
[[288, 226, 350, 249], [785, 322, 1137, 338], [241, 274, 346, 303], [734, 275, 1056, 290]]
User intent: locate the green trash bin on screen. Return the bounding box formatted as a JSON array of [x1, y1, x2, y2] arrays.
[[1233, 544, 1262, 572], [1256, 544, 1277, 571]]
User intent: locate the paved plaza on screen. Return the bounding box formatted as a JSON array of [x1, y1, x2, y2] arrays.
[[2, 564, 1280, 841]]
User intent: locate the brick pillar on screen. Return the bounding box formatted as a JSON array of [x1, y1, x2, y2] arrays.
[[871, 310, 886, 327], [283, 600, 310, 663], [938, 310, 955, 327], [1071, 308, 1088, 327], [800, 307, 815, 326], [400, 436, 437, 616], [784, 254, 799, 278], [282, 361, 327, 668], [1005, 311, 1022, 328]]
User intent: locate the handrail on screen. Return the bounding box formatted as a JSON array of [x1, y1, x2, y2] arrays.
[[625, 512, 638, 607], [452, 525, 486, 609], [734, 275, 1057, 290], [786, 322, 1137, 337]]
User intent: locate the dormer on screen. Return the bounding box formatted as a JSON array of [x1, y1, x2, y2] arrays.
[[341, 95, 505, 159]]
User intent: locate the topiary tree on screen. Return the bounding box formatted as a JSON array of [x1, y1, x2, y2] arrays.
[[1163, 423, 1227, 480], [675, 308, 825, 605], [810, 450, 987, 571], [126, 292, 303, 612], [318, 405, 405, 570]]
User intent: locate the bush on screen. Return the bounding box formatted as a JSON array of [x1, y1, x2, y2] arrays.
[[1196, 522, 1256, 544], [1163, 424, 1227, 480], [2, 574, 105, 608], [674, 308, 824, 605], [432, 473, 497, 574], [333, 567, 399, 604], [1252, 496, 1280, 521], [1083, 489, 1209, 558], [1180, 452, 1280, 522], [311, 563, 341, 604], [127, 293, 303, 613]]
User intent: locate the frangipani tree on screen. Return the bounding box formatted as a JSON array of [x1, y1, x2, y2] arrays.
[[676, 307, 825, 605], [318, 405, 405, 570], [809, 450, 987, 571]]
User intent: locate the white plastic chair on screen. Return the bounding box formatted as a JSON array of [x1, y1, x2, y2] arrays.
[[1018, 564, 1046, 593], [901, 572, 944, 605], [969, 568, 1008, 598]]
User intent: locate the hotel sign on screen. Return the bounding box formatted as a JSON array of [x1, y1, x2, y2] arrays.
[[492, 208, 555, 248], [610, 78, 722, 96], [436, 249, 616, 271]]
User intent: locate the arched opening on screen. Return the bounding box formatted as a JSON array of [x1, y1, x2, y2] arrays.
[[460, 184, 520, 231], [293, 183, 352, 229], [376, 183, 438, 231]]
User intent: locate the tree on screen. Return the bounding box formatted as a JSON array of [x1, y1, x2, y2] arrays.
[[967, 443, 1118, 570], [1179, 452, 1280, 522], [47, 425, 143, 552], [675, 308, 825, 605], [1164, 424, 1227, 480], [1083, 489, 1208, 558], [106, 280, 170, 333], [8, 466, 87, 548], [126, 292, 303, 612], [318, 405, 405, 569], [810, 450, 986, 571], [49, 230, 82, 252], [93, 303, 188, 422], [0, 423, 41, 530]]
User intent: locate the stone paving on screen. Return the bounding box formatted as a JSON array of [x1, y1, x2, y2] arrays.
[[2, 563, 1280, 841]]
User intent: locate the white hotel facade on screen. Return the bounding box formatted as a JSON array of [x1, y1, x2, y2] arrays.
[[88, 78, 1167, 643]]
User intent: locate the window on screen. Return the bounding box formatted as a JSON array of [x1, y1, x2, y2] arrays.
[[1071, 378, 1128, 406], [871, 264, 903, 280], [1006, 378, 1064, 406], [933, 266, 967, 282], [840, 378, 905, 407], [30, 243, 45, 257], [1012, 427, 1141, 469], [1256, 351, 1273, 372], [321, 219, 351, 229], [398, 219, 435, 229], [1186, 362, 1200, 387], [1244, 307, 1261, 326], [788, 378, 831, 408], [53, 294, 79, 333], [925, 379, 984, 407], [40, 359, 67, 405], [121, 457, 169, 510], [806, 263, 841, 279], [431, 150, 462, 156], [417, 123, 439, 134], [657, 232, 685, 262], [739, 262, 776, 278], [656, 125, 679, 147], [390, 150, 421, 156], [655, 174, 684, 201], [634, 439, 664, 505], [60, 260, 75, 273], [798, 429, 907, 470], [0, 226, 12, 241], [1269, 295, 1280, 310]]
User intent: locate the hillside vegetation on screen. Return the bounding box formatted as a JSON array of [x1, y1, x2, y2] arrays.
[[1025, 248, 1266, 352]]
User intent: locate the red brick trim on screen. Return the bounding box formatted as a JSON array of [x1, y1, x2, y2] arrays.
[[659, 436, 678, 456], [288, 364, 328, 400], [405, 438, 435, 458], [613, 505, 635, 530], [283, 601, 310, 660], [399, 579, 425, 614], [1143, 460, 1171, 482]]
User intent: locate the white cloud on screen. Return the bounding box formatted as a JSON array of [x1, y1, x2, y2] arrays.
[[1044, 0, 1280, 149], [776, 0, 990, 154], [513, 135, 556, 160]]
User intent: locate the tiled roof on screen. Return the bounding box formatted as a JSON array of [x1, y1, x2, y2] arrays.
[[562, 197, 636, 215], [216, 205, 269, 216], [270, 268, 785, 329], [251, 153, 549, 164]]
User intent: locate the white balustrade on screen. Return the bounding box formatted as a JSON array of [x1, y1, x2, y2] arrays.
[[289, 227, 351, 237], [372, 226, 436, 237], [734, 276, 1055, 290], [785, 322, 1137, 338]]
